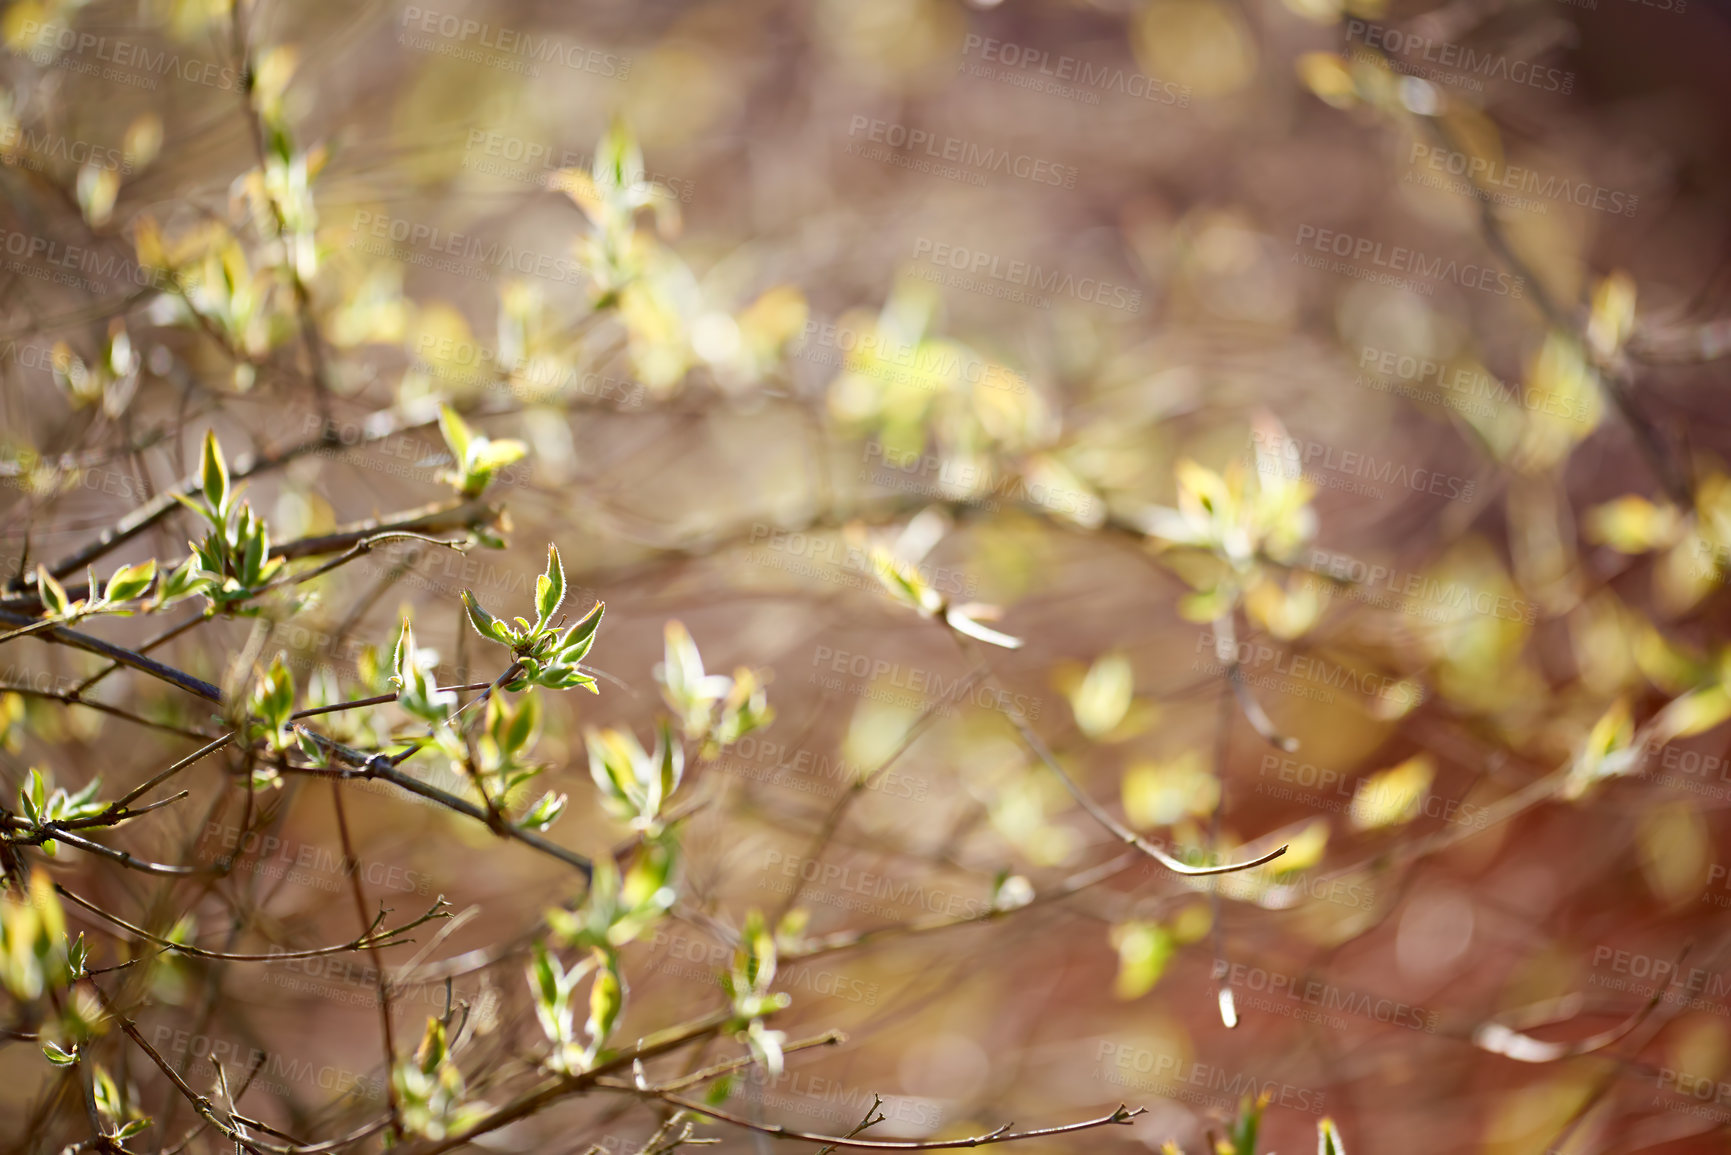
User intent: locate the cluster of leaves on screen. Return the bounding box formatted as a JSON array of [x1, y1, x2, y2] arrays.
[[1155, 1095, 1344, 1155], [29, 558, 159, 629], [720, 909, 793, 1078], [462, 545, 603, 692], [533, 846, 679, 1074], [0, 874, 71, 1002], [653, 621, 772, 757], [169, 431, 283, 607], [437, 404, 527, 499], [14, 768, 105, 857], [393, 1017, 488, 1140]]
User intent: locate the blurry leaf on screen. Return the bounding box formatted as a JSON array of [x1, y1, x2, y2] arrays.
[[1563, 698, 1640, 800], [76, 165, 119, 228], [1110, 922, 1174, 999], [1651, 685, 1731, 745], [1071, 652, 1134, 739], [1638, 799, 1709, 906], [1587, 273, 1637, 361], [1584, 496, 1681, 555], [1349, 754, 1434, 830], [1123, 752, 1219, 827], [1298, 53, 1358, 108]]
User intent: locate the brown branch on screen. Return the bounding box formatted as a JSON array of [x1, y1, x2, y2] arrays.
[[613, 1093, 1144, 1150], [54, 882, 444, 960], [329, 778, 406, 1138]]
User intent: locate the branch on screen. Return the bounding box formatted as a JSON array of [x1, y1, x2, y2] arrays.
[[0, 608, 223, 703], [55, 883, 446, 960], [998, 701, 1286, 877], [619, 1094, 1144, 1150]]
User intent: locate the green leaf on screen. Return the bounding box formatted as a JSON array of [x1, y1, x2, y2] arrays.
[[393, 619, 416, 689], [92, 1066, 121, 1121], [1110, 921, 1174, 999], [200, 430, 229, 515], [555, 601, 605, 665], [519, 790, 566, 832], [42, 1041, 77, 1067], [1318, 1118, 1346, 1155], [415, 1016, 448, 1076], [585, 951, 623, 1051], [469, 439, 527, 475], [1072, 652, 1133, 739], [1230, 1092, 1269, 1155], [461, 590, 514, 646], [1653, 685, 1731, 744], [297, 729, 329, 768], [437, 404, 472, 472], [20, 768, 46, 824], [534, 545, 565, 631], [251, 656, 295, 744], [102, 559, 158, 605], [651, 719, 683, 818], [586, 728, 642, 820], [35, 567, 69, 618], [113, 1118, 151, 1141], [503, 691, 539, 754], [530, 940, 560, 1011]]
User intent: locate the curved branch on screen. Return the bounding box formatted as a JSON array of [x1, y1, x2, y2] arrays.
[[1000, 704, 1287, 877], [618, 1093, 1145, 1150], [56, 884, 448, 960]]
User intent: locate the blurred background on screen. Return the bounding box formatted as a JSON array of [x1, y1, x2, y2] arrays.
[[4, 0, 1731, 1151]]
